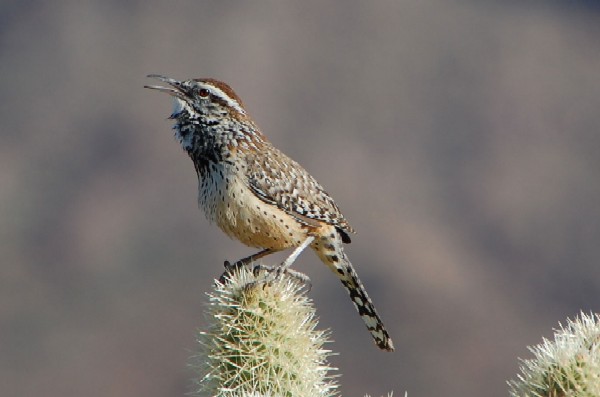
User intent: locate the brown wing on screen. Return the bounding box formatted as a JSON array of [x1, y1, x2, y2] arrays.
[[245, 143, 354, 241]]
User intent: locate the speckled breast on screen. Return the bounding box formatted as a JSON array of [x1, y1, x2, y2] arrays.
[[197, 163, 309, 250]]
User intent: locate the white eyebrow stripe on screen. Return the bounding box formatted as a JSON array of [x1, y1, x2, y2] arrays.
[[203, 85, 246, 116]]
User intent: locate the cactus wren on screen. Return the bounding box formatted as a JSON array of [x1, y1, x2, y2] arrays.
[[145, 75, 394, 351]]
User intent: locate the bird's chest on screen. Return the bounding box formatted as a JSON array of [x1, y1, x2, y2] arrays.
[[197, 162, 307, 250]]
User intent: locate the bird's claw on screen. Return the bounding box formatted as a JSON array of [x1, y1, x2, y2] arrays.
[[251, 264, 312, 291]]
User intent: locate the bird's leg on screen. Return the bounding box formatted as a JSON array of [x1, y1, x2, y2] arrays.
[[250, 236, 315, 287], [224, 248, 278, 270], [259, 236, 315, 284], [221, 248, 279, 283], [252, 263, 312, 291], [279, 236, 314, 273]]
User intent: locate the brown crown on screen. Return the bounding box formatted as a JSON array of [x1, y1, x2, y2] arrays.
[[193, 78, 245, 108]]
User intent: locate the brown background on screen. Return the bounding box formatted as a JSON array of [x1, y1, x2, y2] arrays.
[[2, 1, 600, 396]]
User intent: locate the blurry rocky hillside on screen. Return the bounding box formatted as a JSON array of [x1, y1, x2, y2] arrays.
[[1, 2, 599, 397]]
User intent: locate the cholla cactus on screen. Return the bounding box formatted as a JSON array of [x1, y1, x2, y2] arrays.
[[191, 266, 338, 397], [509, 312, 600, 397]]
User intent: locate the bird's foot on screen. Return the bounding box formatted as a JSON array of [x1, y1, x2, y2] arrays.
[[219, 259, 249, 284], [252, 264, 312, 291]]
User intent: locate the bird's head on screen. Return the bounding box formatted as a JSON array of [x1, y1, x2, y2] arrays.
[[145, 74, 247, 152]]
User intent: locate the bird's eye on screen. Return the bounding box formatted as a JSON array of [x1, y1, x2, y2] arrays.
[[198, 88, 210, 98]]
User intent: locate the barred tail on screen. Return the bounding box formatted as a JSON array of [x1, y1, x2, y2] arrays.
[[314, 235, 394, 352]]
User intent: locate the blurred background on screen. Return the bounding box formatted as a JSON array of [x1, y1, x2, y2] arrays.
[[2, 1, 600, 396]]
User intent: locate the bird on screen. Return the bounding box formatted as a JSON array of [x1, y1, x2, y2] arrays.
[[144, 75, 394, 351]]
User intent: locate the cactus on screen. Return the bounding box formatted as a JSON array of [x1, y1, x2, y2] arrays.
[[191, 266, 339, 397], [509, 312, 600, 397]]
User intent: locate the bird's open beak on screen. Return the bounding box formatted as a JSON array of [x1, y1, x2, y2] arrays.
[[144, 74, 184, 97]]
